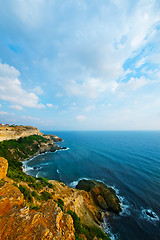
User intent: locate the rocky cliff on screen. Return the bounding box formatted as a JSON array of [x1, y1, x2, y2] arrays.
[[0, 128, 121, 239], [0, 125, 42, 142], [0, 158, 112, 240], [0, 125, 62, 142]]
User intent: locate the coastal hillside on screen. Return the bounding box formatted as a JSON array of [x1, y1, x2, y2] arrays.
[[0, 125, 62, 142], [0, 129, 121, 239], [0, 125, 42, 142]]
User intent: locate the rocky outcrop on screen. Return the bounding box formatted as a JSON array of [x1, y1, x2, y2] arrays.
[[0, 158, 107, 240], [0, 158, 75, 240], [76, 180, 121, 214], [0, 157, 8, 180], [0, 125, 63, 143], [0, 200, 75, 240], [0, 125, 43, 142], [0, 177, 24, 217], [49, 180, 101, 227]]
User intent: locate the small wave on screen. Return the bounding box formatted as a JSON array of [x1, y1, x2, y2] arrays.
[[24, 166, 34, 171], [103, 217, 119, 240], [119, 196, 131, 216], [107, 185, 131, 216], [57, 169, 60, 174], [54, 147, 70, 153], [36, 172, 39, 178], [40, 162, 52, 166], [69, 177, 90, 188], [69, 180, 79, 188], [140, 209, 159, 222], [60, 147, 70, 151]]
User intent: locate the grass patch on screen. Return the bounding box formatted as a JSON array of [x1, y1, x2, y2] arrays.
[[0, 135, 50, 182], [54, 198, 64, 211], [38, 177, 55, 189], [29, 204, 40, 210], [41, 191, 53, 201], [19, 185, 33, 203], [0, 179, 5, 187], [31, 190, 41, 201], [81, 225, 110, 240], [67, 210, 109, 240]]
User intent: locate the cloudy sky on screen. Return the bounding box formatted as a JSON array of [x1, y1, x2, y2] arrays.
[[0, 0, 160, 130]]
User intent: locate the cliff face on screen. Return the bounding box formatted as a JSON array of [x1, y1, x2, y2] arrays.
[[0, 125, 63, 143], [0, 158, 108, 240], [0, 125, 43, 142], [0, 157, 8, 180], [0, 159, 75, 240]]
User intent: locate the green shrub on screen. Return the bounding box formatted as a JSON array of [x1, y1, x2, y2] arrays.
[[29, 204, 40, 210], [29, 182, 43, 190], [81, 225, 110, 240], [19, 185, 33, 203], [38, 177, 54, 189], [67, 210, 109, 240], [67, 210, 82, 235], [47, 182, 55, 189], [41, 191, 53, 201], [13, 182, 18, 188], [0, 179, 5, 187], [32, 190, 41, 200], [54, 198, 64, 211]]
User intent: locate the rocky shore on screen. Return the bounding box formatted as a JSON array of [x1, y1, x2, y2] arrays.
[[0, 127, 121, 239]]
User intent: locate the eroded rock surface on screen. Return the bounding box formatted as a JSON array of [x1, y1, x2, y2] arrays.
[[0, 158, 106, 240], [0, 157, 8, 180], [0, 201, 75, 240], [76, 180, 121, 213]]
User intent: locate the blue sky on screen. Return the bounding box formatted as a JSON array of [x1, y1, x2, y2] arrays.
[[0, 0, 160, 130]]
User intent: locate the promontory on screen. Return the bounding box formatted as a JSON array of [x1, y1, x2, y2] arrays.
[[0, 125, 121, 240]]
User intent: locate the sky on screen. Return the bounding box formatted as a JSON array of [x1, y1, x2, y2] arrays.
[[0, 0, 160, 130]]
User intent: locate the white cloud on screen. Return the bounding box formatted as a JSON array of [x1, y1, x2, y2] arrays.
[[0, 111, 9, 115], [12, 0, 47, 28], [135, 57, 147, 68], [75, 115, 86, 122], [85, 105, 96, 112], [120, 76, 149, 91], [46, 103, 53, 108], [0, 111, 15, 116], [0, 104, 1, 107], [32, 86, 44, 95], [10, 105, 23, 111], [0, 62, 44, 108], [22, 115, 40, 121], [66, 78, 112, 98], [108, 104, 112, 107], [150, 53, 160, 64]]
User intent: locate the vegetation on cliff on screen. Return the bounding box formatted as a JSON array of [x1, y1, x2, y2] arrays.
[[67, 210, 110, 240], [0, 132, 121, 239], [0, 135, 60, 182]]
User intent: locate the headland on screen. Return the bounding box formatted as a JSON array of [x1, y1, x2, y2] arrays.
[[0, 125, 121, 240]]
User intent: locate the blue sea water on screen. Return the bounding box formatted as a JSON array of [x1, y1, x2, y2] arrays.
[[24, 131, 160, 240]]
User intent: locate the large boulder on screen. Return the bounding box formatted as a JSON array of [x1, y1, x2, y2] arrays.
[[76, 180, 121, 214], [0, 157, 8, 180]]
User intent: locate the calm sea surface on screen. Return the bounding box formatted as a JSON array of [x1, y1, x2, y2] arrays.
[[24, 131, 160, 240]]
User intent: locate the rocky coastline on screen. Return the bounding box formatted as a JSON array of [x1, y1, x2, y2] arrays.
[[0, 126, 121, 240]]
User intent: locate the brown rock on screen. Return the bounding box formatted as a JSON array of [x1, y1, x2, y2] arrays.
[[0, 200, 75, 240], [0, 181, 24, 216], [0, 157, 8, 180], [76, 179, 121, 214]]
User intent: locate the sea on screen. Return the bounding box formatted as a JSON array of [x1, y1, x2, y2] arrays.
[[23, 131, 160, 240]]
